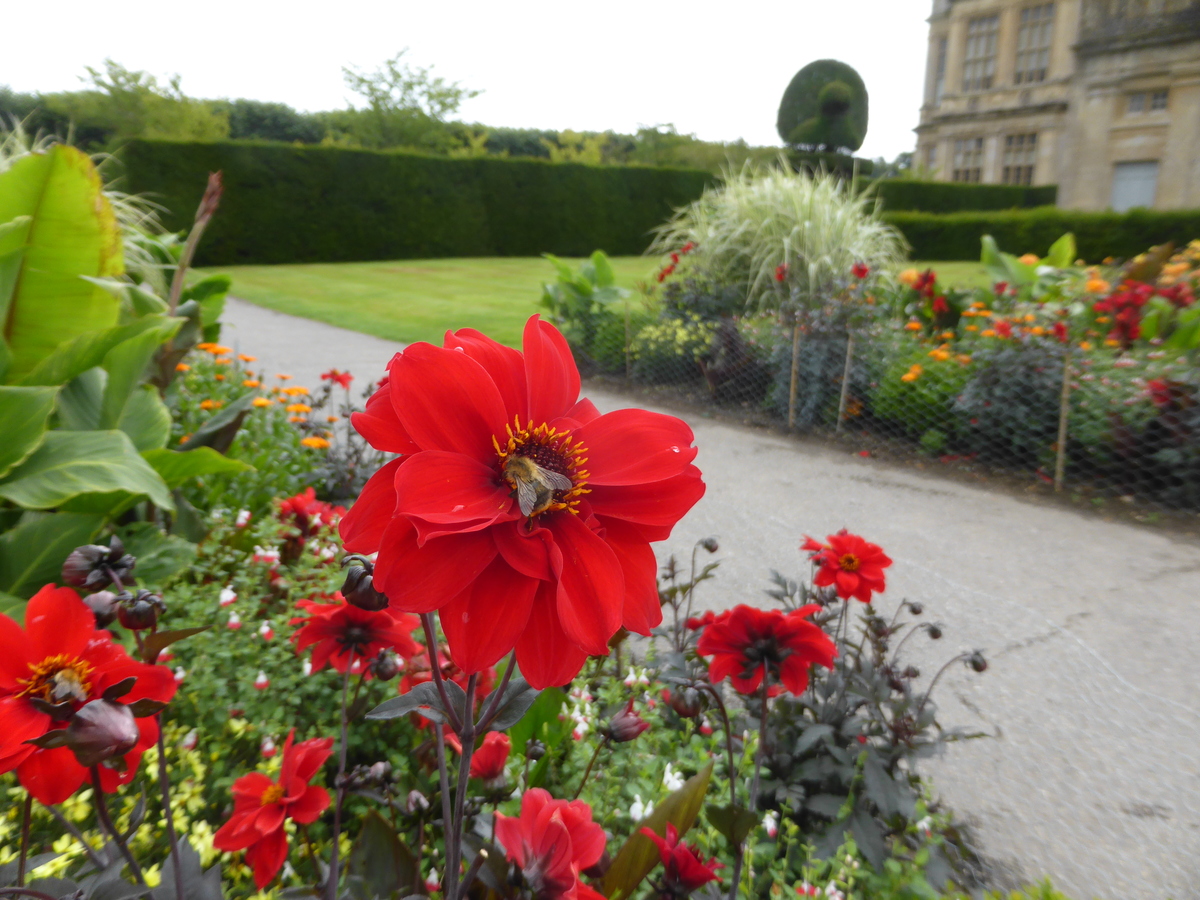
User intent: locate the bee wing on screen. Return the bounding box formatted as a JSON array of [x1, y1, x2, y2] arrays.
[[538, 468, 574, 492], [513, 478, 539, 517]]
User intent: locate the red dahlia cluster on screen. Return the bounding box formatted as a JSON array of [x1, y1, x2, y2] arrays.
[[1093, 280, 1194, 348], [494, 788, 606, 900], [696, 605, 836, 696], [340, 316, 704, 688]]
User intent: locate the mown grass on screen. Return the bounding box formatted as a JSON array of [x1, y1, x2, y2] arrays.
[[202, 257, 990, 346]]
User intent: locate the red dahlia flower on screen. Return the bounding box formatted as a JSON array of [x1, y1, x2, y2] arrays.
[[278, 487, 345, 540], [696, 605, 835, 696], [994, 319, 1013, 339], [0, 585, 177, 805], [291, 595, 420, 675], [914, 269, 937, 298], [213, 729, 333, 889], [339, 316, 704, 688], [640, 822, 723, 894], [851, 262, 870, 281], [470, 731, 511, 780], [494, 788, 606, 900], [775, 264, 788, 283], [812, 532, 893, 603], [321, 368, 354, 389]]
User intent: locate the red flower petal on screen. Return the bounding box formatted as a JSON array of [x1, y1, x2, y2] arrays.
[[577, 410, 697, 485], [585, 466, 705, 540], [547, 513, 623, 655], [25, 585, 94, 661], [339, 457, 402, 554], [445, 327, 528, 422], [516, 582, 589, 689], [493, 519, 556, 581], [564, 397, 601, 425], [523, 316, 580, 426], [246, 825, 289, 890], [373, 519, 498, 613], [351, 378, 420, 454], [393, 450, 512, 535], [440, 557, 537, 673], [390, 343, 508, 462], [287, 784, 331, 824], [0, 613, 32, 690], [17, 744, 86, 806], [0, 697, 48, 770], [600, 518, 661, 635]]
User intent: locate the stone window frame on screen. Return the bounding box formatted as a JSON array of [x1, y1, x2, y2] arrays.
[[952, 137, 985, 183], [963, 15, 1001, 93], [1150, 89, 1169, 111], [1014, 3, 1055, 85], [1002, 133, 1038, 185]]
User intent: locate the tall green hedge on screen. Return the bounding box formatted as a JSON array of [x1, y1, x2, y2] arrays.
[[885, 207, 1200, 261], [119, 140, 714, 265], [864, 179, 1057, 213]]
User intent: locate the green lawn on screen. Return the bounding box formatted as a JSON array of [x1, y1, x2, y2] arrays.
[[202, 257, 990, 346]]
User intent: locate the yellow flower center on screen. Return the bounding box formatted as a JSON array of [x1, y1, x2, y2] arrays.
[[493, 418, 590, 519], [16, 654, 94, 704], [839, 554, 861, 573], [261, 783, 286, 805]]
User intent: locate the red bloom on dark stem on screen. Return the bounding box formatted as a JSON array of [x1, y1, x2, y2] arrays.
[[684, 611, 717, 631], [993, 281, 1008, 296], [640, 822, 723, 894], [321, 368, 354, 389], [775, 264, 789, 283], [914, 269, 937, 298], [696, 605, 836, 696], [932, 296, 949, 316], [339, 316, 704, 689], [470, 731, 511, 780], [494, 788, 606, 900], [291, 594, 420, 675], [812, 532, 893, 603], [1052, 321, 1068, 343], [213, 729, 333, 889], [657, 264, 676, 283], [994, 319, 1013, 339], [0, 585, 177, 805], [851, 262, 870, 280]]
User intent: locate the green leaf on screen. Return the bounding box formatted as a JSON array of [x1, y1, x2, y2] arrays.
[[141, 626, 210, 664], [17, 318, 179, 388], [143, 446, 252, 488], [0, 146, 123, 380], [0, 430, 173, 511], [506, 686, 569, 753], [706, 803, 758, 846], [1044, 232, 1076, 269], [542, 253, 576, 283], [479, 678, 540, 730], [366, 681, 466, 724], [100, 319, 181, 428], [602, 761, 713, 900], [348, 810, 420, 899], [119, 385, 172, 451], [590, 250, 615, 287], [0, 590, 26, 622], [56, 368, 105, 430], [119, 521, 196, 587], [177, 393, 256, 453], [0, 385, 57, 479], [0, 511, 104, 599]]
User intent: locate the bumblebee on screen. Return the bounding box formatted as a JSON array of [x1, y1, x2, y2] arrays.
[[502, 455, 573, 517]]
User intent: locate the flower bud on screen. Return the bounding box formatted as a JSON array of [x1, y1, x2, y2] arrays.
[[700, 537, 719, 553], [605, 698, 650, 743], [668, 686, 704, 719], [83, 591, 120, 627], [62, 537, 136, 591], [927, 624, 943, 640], [65, 699, 139, 768], [370, 651, 400, 682], [117, 590, 164, 631], [968, 651, 988, 673], [902, 665, 920, 679], [407, 789, 431, 813], [908, 602, 924, 616], [340, 561, 389, 611], [525, 739, 546, 761]]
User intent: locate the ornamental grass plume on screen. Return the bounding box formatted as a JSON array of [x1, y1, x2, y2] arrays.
[[696, 604, 836, 696], [0, 585, 177, 804], [339, 315, 704, 688], [213, 729, 333, 889]]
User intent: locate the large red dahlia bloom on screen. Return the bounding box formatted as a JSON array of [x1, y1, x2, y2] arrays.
[[340, 316, 704, 688], [696, 605, 836, 696], [494, 788, 606, 900], [808, 532, 892, 603], [290, 594, 421, 675], [0, 585, 177, 805], [213, 729, 333, 889], [640, 822, 723, 893]]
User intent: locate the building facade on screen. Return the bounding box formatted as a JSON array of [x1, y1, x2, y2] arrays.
[[915, 0, 1200, 210]]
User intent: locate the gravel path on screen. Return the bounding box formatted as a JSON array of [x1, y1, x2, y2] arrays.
[[222, 297, 1200, 900]]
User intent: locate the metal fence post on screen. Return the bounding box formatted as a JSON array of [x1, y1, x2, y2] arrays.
[[836, 332, 855, 433], [787, 311, 801, 429]]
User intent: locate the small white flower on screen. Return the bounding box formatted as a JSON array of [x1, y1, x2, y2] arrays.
[[825, 883, 844, 900], [320, 544, 337, 561], [227, 611, 242, 630], [763, 810, 779, 838], [218, 586, 237, 607], [916, 816, 933, 837], [180, 729, 198, 751], [254, 670, 270, 690], [623, 666, 650, 687], [302, 659, 313, 677], [260, 736, 276, 757], [662, 763, 685, 792], [235, 509, 252, 527], [258, 622, 274, 641], [173, 666, 187, 682], [630, 794, 654, 820]]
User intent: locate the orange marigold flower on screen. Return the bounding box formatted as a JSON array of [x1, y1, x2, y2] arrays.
[[286, 403, 312, 414], [238, 354, 257, 362], [206, 345, 232, 355], [252, 397, 272, 408], [965, 324, 978, 332], [214, 358, 231, 366], [971, 301, 986, 309], [283, 386, 309, 396], [289, 416, 304, 423], [982, 329, 996, 338], [898, 268, 919, 287], [928, 348, 950, 362], [904, 321, 922, 331], [215, 374, 226, 381], [199, 399, 222, 410], [1096, 315, 1111, 324], [244, 379, 261, 388], [1031, 326, 1046, 336], [277, 374, 292, 380], [1018, 253, 1039, 266], [961, 309, 976, 317], [976, 309, 993, 317], [956, 354, 972, 365], [1104, 338, 1121, 347], [301, 436, 330, 449], [1024, 314, 1036, 324], [900, 364, 923, 383], [326, 415, 339, 423], [196, 342, 216, 352], [940, 330, 955, 340], [1079, 341, 1093, 351], [175, 363, 190, 372]]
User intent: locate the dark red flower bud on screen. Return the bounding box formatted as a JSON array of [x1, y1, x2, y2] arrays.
[[968, 651, 988, 673], [525, 739, 546, 761], [117, 590, 164, 631], [928, 625, 943, 640], [65, 699, 139, 768], [668, 686, 704, 720], [908, 602, 924, 616], [340, 560, 389, 611], [902, 665, 920, 679], [83, 591, 120, 627], [370, 650, 401, 682], [62, 537, 135, 591], [606, 698, 650, 743], [700, 537, 719, 554]]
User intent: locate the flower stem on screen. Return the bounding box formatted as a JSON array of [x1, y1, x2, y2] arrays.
[[154, 717, 185, 900], [90, 768, 146, 885], [420, 613, 463, 733], [17, 794, 31, 887], [45, 805, 106, 871], [434, 724, 454, 891], [749, 689, 770, 813], [326, 666, 352, 900], [300, 825, 322, 886], [446, 674, 478, 900], [475, 652, 516, 731], [701, 685, 743, 900], [572, 736, 609, 800], [914, 653, 969, 719]]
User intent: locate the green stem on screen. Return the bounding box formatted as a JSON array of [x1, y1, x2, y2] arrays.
[[17, 794, 31, 887], [326, 667, 352, 900], [572, 737, 609, 800]]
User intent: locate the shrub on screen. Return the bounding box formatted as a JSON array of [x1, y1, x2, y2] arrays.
[[865, 179, 1057, 213], [119, 139, 714, 265], [777, 59, 869, 153]]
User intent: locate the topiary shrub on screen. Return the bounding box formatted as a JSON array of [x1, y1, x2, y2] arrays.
[[777, 59, 869, 153]]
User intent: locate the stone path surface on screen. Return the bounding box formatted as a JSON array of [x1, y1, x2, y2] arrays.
[[223, 297, 1200, 900]]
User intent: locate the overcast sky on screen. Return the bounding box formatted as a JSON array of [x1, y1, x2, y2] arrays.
[[5, 0, 932, 161]]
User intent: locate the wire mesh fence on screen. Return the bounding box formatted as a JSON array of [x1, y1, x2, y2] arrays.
[[559, 269, 1200, 515]]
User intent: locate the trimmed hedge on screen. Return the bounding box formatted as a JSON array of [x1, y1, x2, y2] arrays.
[[119, 139, 714, 266], [866, 179, 1057, 213], [885, 207, 1200, 261]]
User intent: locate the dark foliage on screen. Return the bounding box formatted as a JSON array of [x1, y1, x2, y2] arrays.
[[219, 99, 324, 143], [864, 179, 1057, 213], [777, 60, 869, 153]]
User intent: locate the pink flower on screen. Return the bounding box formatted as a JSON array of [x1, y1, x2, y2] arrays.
[[254, 671, 270, 690], [227, 611, 242, 630]]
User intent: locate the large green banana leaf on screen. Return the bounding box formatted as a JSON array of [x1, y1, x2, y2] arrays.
[[0, 145, 124, 381]]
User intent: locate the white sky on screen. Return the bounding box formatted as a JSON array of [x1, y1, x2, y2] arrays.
[[5, 0, 932, 161]]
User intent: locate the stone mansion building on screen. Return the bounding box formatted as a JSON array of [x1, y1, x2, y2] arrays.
[[915, 0, 1200, 210]]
